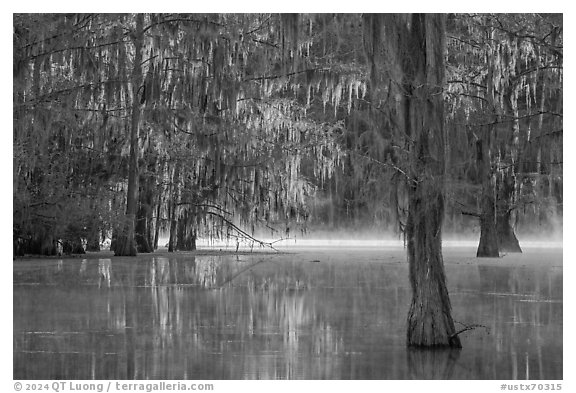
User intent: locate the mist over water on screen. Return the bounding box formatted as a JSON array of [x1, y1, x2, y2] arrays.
[[14, 245, 562, 379], [192, 236, 562, 252]]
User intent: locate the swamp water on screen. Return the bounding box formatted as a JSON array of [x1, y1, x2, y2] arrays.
[[13, 245, 562, 379]]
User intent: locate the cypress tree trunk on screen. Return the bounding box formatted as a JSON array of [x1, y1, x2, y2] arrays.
[[31, 231, 58, 256], [476, 126, 499, 258], [153, 193, 162, 250], [494, 88, 522, 254], [497, 209, 522, 253], [406, 180, 460, 347], [176, 216, 185, 250], [135, 171, 153, 253], [85, 235, 100, 252], [167, 162, 180, 253], [85, 218, 101, 252], [62, 238, 86, 255], [168, 210, 177, 252], [135, 204, 152, 253], [191, 230, 197, 251], [110, 228, 117, 252], [496, 171, 522, 253], [153, 159, 166, 250], [136, 144, 157, 253], [115, 14, 144, 256], [478, 205, 499, 257], [176, 211, 197, 251], [399, 14, 461, 348]]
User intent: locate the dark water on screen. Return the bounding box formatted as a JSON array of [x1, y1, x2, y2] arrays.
[[13, 246, 562, 379]]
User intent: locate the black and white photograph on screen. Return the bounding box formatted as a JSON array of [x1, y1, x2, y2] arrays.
[[11, 9, 565, 386]]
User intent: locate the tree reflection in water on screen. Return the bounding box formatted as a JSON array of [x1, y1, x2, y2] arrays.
[[13, 248, 562, 379]]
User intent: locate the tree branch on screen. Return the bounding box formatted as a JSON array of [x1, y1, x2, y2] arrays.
[[244, 67, 329, 83], [450, 320, 490, 338], [205, 211, 279, 252]]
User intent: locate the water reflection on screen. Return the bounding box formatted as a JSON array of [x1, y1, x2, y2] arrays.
[[407, 349, 461, 379], [13, 249, 562, 379]]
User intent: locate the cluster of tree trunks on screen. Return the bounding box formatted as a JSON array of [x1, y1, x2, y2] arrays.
[[13, 231, 86, 257]]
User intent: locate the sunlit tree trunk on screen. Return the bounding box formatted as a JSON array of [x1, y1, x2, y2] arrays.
[[397, 14, 461, 348], [115, 14, 144, 256]]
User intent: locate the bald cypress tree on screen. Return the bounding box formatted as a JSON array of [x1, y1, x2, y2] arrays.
[[114, 14, 144, 256], [403, 14, 461, 348], [365, 13, 461, 347]]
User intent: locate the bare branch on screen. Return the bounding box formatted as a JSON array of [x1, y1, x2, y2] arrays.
[[205, 211, 279, 252]]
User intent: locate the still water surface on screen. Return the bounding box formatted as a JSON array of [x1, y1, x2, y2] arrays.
[[14, 246, 562, 379]]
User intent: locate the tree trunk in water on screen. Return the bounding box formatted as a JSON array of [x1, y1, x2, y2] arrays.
[[477, 194, 499, 257], [115, 14, 144, 256], [153, 194, 162, 250], [176, 211, 197, 251], [497, 209, 522, 253], [62, 238, 85, 255], [135, 169, 153, 253], [153, 159, 165, 250], [191, 231, 197, 251], [168, 209, 177, 252], [135, 203, 153, 253], [110, 228, 117, 253], [176, 217, 185, 250], [390, 14, 461, 348], [496, 171, 522, 253], [28, 231, 58, 256], [136, 143, 157, 253], [85, 221, 100, 252], [495, 87, 522, 254], [167, 162, 180, 253], [85, 237, 100, 252], [476, 126, 499, 258], [406, 182, 460, 348]]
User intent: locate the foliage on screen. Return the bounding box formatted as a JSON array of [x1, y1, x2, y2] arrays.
[[13, 13, 563, 256]]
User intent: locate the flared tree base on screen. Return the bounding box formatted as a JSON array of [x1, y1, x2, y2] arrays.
[[497, 214, 522, 253], [407, 293, 463, 348], [477, 217, 499, 258]]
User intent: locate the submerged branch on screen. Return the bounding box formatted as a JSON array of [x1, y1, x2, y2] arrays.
[[215, 258, 269, 289]]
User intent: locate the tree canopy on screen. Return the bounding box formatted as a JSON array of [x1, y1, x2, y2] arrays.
[[13, 13, 562, 256]]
